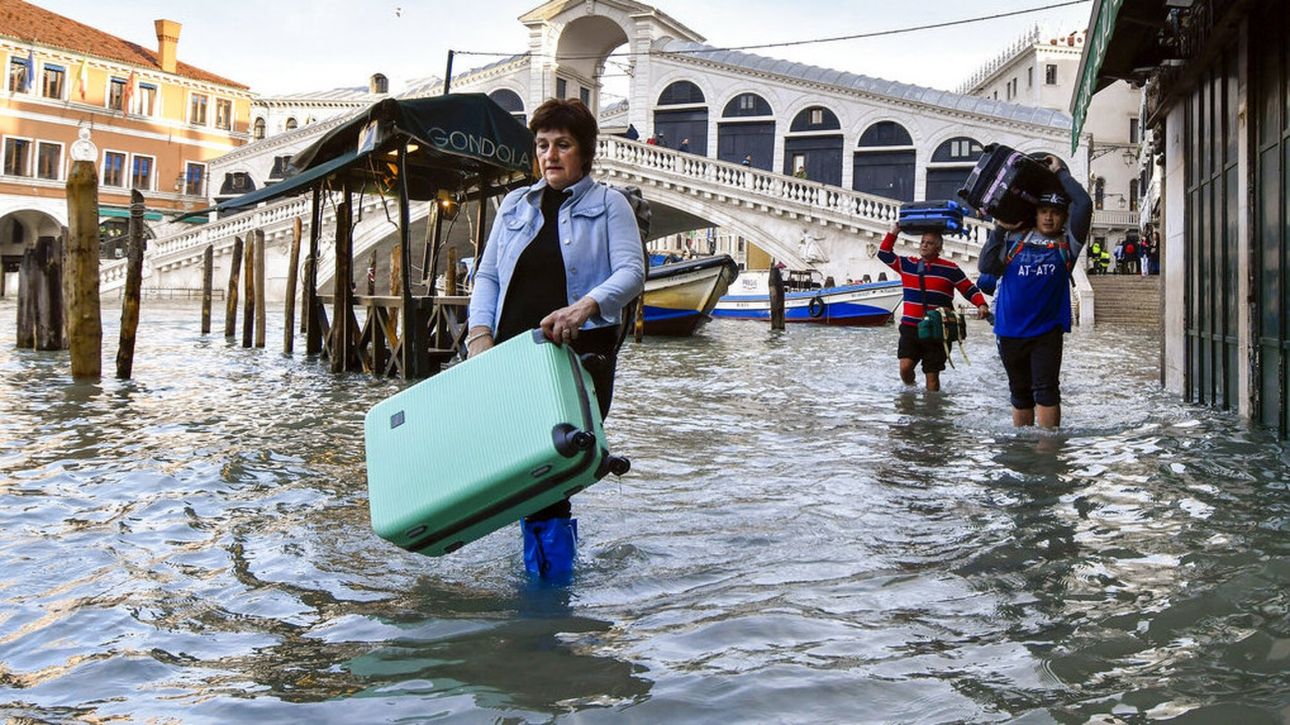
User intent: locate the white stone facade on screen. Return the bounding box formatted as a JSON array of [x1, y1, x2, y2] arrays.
[[130, 0, 1103, 300], [961, 27, 1145, 245]]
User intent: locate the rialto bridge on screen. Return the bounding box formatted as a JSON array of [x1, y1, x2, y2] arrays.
[[101, 0, 1091, 315]]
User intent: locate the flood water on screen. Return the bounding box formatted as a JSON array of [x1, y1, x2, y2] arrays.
[[0, 300, 1287, 723]]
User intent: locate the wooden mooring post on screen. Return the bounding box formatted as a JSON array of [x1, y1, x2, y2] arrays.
[[254, 230, 266, 348], [241, 232, 255, 348], [397, 147, 424, 378], [115, 189, 145, 379], [200, 245, 214, 335], [444, 246, 458, 296], [65, 158, 99, 377], [284, 218, 301, 353], [224, 237, 243, 337], [332, 185, 354, 373], [769, 265, 786, 331], [305, 189, 323, 355], [301, 258, 313, 335], [33, 238, 66, 351], [15, 251, 33, 348], [16, 241, 66, 351]]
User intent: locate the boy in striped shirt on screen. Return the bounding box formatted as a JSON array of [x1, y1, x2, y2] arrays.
[[879, 224, 990, 391]]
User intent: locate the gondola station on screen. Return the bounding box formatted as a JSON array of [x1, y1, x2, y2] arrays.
[[192, 93, 535, 379]]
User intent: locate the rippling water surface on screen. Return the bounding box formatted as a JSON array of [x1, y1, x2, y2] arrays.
[[0, 300, 1287, 723]]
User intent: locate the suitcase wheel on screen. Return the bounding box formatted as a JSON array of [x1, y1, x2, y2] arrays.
[[595, 454, 631, 479], [552, 423, 596, 458]]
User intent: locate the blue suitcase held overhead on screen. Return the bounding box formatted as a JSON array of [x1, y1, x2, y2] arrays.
[[898, 200, 970, 236]]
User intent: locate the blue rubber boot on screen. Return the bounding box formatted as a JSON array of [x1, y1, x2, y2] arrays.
[[521, 517, 578, 582]]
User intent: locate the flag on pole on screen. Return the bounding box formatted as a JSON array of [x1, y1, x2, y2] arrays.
[[22, 49, 34, 92], [75, 57, 88, 100], [120, 69, 136, 114]]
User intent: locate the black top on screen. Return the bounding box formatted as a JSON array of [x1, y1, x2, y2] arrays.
[[495, 186, 571, 342]]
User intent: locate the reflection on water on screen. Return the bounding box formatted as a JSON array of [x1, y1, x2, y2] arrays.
[[0, 300, 1287, 722]]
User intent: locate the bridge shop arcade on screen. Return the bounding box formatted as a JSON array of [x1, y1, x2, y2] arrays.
[[195, 94, 534, 379]]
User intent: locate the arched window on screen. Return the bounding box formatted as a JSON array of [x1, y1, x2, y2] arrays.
[[657, 80, 705, 106], [853, 122, 915, 201], [784, 106, 843, 186], [219, 172, 256, 196], [857, 121, 912, 148], [930, 137, 985, 162], [252, 117, 265, 140], [284, 117, 298, 131], [789, 106, 841, 132], [718, 93, 774, 169], [722, 93, 771, 117], [925, 136, 985, 200], [654, 81, 708, 155], [269, 155, 294, 180], [488, 88, 526, 124]]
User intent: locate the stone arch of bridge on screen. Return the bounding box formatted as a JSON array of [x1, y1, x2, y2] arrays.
[[617, 185, 811, 266], [313, 181, 813, 290], [550, 12, 632, 111]]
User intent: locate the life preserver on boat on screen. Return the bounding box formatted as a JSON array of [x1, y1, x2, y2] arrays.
[[807, 296, 826, 318]]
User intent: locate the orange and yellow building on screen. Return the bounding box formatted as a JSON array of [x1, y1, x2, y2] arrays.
[[0, 0, 252, 276]]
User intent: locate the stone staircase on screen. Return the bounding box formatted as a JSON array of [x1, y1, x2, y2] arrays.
[[1089, 274, 1160, 325]]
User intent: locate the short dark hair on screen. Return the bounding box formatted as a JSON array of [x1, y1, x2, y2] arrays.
[[529, 98, 598, 175]]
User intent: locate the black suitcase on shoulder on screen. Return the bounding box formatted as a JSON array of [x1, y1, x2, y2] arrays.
[[899, 200, 969, 236], [956, 144, 1061, 225]]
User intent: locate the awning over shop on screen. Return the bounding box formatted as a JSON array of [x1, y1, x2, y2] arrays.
[[1070, 0, 1170, 152], [99, 206, 164, 222], [287, 93, 535, 202], [177, 94, 534, 221], [174, 149, 362, 221]]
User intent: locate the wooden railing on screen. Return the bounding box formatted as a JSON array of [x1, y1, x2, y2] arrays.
[[594, 136, 994, 247], [110, 135, 987, 292]]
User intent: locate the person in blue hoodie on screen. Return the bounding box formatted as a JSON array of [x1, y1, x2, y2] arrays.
[[978, 155, 1092, 429]]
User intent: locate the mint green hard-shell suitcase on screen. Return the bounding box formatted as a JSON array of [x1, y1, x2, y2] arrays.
[[364, 330, 629, 556]]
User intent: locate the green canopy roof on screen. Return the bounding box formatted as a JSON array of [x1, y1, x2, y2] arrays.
[[178, 93, 535, 220]]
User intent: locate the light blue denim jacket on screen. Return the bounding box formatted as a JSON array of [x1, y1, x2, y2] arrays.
[[468, 175, 645, 333]]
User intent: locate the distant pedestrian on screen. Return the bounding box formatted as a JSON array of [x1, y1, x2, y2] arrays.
[[1123, 237, 1138, 274], [645, 134, 657, 145], [741, 154, 752, 166], [793, 167, 808, 180], [880, 223, 989, 392], [679, 138, 690, 153]]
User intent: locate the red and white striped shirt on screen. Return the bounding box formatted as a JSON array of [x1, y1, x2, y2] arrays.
[[878, 232, 987, 327]]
